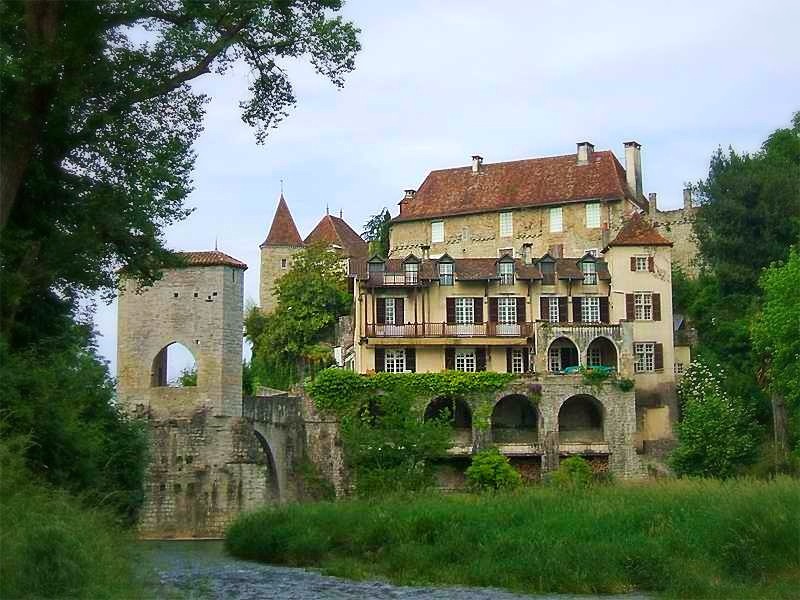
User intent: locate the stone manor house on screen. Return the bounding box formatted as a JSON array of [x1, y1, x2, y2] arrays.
[[119, 139, 694, 536]]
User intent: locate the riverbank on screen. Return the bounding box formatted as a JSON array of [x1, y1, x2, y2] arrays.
[[226, 477, 800, 599]]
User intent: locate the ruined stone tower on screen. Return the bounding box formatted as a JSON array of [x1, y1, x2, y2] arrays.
[[259, 194, 304, 313]]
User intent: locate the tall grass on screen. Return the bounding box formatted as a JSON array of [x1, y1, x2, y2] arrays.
[[0, 439, 144, 599], [226, 478, 800, 598]]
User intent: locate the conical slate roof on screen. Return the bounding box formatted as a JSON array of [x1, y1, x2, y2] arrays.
[[260, 194, 304, 248]]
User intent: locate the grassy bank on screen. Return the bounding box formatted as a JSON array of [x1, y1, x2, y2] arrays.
[[226, 478, 800, 598], [0, 441, 144, 599]]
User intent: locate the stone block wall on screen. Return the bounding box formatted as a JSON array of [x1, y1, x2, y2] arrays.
[[259, 245, 302, 313]]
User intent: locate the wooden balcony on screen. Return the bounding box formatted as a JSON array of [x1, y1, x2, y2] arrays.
[[365, 273, 425, 287], [365, 322, 534, 338]]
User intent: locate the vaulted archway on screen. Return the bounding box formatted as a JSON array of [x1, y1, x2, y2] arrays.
[[586, 337, 618, 370], [424, 397, 472, 445], [491, 394, 538, 444], [150, 342, 197, 387], [548, 337, 579, 373], [558, 395, 604, 442]]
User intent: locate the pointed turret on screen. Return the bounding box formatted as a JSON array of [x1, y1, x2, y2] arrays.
[[260, 194, 303, 248]]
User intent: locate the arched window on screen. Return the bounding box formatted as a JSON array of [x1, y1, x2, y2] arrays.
[[151, 342, 197, 387], [548, 337, 579, 373], [586, 337, 618, 370], [559, 395, 604, 443]]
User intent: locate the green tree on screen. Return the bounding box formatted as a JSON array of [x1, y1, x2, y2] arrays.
[[752, 247, 800, 455], [363, 207, 391, 257], [465, 448, 521, 491], [670, 361, 761, 478], [247, 244, 352, 389]]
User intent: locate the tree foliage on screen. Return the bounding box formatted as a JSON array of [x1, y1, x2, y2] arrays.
[[362, 207, 391, 257], [247, 244, 352, 389], [670, 362, 761, 478], [752, 247, 800, 453], [465, 448, 521, 491]]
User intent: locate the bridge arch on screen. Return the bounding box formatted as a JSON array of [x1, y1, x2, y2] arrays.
[[252, 429, 280, 502]]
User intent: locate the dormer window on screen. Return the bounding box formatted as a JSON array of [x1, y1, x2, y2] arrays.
[[403, 255, 420, 284], [498, 258, 514, 285], [367, 255, 385, 275], [438, 255, 454, 285], [580, 253, 598, 285], [539, 254, 556, 285]]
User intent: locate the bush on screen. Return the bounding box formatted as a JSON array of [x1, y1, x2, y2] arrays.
[[549, 456, 593, 489], [0, 438, 142, 599], [465, 448, 521, 491]]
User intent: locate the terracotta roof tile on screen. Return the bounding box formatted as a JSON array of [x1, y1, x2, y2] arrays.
[[607, 213, 673, 248], [176, 251, 248, 270], [261, 194, 303, 247], [305, 214, 368, 259], [395, 151, 635, 222]]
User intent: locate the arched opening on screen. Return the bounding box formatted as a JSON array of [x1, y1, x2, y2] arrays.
[[424, 397, 472, 445], [586, 337, 618, 370], [491, 394, 538, 444], [559, 395, 604, 443], [548, 337, 579, 373], [253, 430, 280, 502], [151, 342, 197, 387]]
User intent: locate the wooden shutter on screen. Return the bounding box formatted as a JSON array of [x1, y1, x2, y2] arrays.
[[654, 343, 664, 371], [599, 297, 610, 323], [652, 293, 661, 321], [506, 348, 513, 373], [445, 348, 455, 370], [405, 348, 416, 372], [540, 297, 549, 321], [375, 348, 385, 372], [473, 298, 483, 324], [630, 256, 636, 271], [396, 298, 404, 325], [376, 298, 385, 324], [648, 256, 655, 272], [446, 298, 456, 324], [516, 297, 526, 324], [488, 298, 498, 323], [476, 348, 487, 372], [572, 297, 583, 323], [558, 297, 568, 323], [522, 348, 530, 372], [625, 294, 635, 320]]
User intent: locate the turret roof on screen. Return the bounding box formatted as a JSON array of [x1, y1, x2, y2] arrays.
[[261, 194, 304, 247]]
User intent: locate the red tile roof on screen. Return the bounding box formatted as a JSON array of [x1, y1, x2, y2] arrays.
[[607, 213, 673, 248], [395, 151, 637, 222], [305, 214, 368, 259], [176, 251, 248, 270], [261, 194, 304, 247]]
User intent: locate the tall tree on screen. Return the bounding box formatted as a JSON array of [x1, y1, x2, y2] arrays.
[[0, 0, 360, 341], [363, 207, 391, 257]]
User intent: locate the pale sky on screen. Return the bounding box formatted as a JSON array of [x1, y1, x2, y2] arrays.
[[94, 0, 800, 375]]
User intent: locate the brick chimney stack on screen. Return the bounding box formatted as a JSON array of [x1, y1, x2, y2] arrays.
[[577, 141, 594, 165], [648, 192, 657, 219], [471, 155, 483, 174]]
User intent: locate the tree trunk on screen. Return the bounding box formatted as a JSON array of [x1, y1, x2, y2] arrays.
[[0, 0, 64, 228], [772, 392, 788, 455]]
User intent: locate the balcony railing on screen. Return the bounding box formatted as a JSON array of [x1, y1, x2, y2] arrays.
[[366, 272, 423, 287], [535, 321, 624, 345], [366, 322, 533, 338]]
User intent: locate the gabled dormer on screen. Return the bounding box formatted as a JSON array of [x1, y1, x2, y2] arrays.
[[578, 252, 598, 285], [538, 253, 556, 285], [437, 253, 454, 286], [402, 253, 420, 284], [497, 253, 515, 285]]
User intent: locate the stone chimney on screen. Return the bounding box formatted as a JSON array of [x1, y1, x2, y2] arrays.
[[404, 189, 416, 200], [648, 192, 657, 219], [471, 155, 483, 174], [624, 141, 643, 199], [576, 141, 594, 165], [683, 187, 693, 210], [421, 244, 430, 260]]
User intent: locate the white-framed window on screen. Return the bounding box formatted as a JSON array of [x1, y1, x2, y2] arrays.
[[404, 262, 419, 284], [431, 221, 444, 243], [499, 211, 513, 237], [634, 342, 655, 373], [548, 347, 562, 372], [455, 348, 477, 372], [384, 298, 396, 325], [549, 207, 563, 233], [585, 202, 601, 228], [511, 348, 525, 373], [582, 296, 600, 322], [281, 258, 288, 269], [497, 297, 517, 324], [455, 297, 474, 324], [499, 261, 514, 285], [634, 292, 653, 320], [585, 248, 599, 257], [439, 262, 454, 285], [635, 256, 649, 272], [674, 362, 684, 375], [588, 346, 603, 367], [385, 348, 406, 373], [582, 261, 597, 285], [548, 297, 560, 323]]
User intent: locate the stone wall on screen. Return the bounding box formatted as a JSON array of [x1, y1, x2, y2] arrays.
[[259, 244, 303, 313], [653, 206, 699, 276]]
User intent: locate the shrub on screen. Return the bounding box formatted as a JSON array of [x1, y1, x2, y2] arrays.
[[465, 448, 521, 491], [549, 456, 593, 489]]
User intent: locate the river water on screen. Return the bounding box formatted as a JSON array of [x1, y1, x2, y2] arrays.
[[141, 540, 649, 600]]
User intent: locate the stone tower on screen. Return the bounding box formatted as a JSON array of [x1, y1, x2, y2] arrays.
[[259, 194, 304, 313], [117, 250, 247, 417]]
